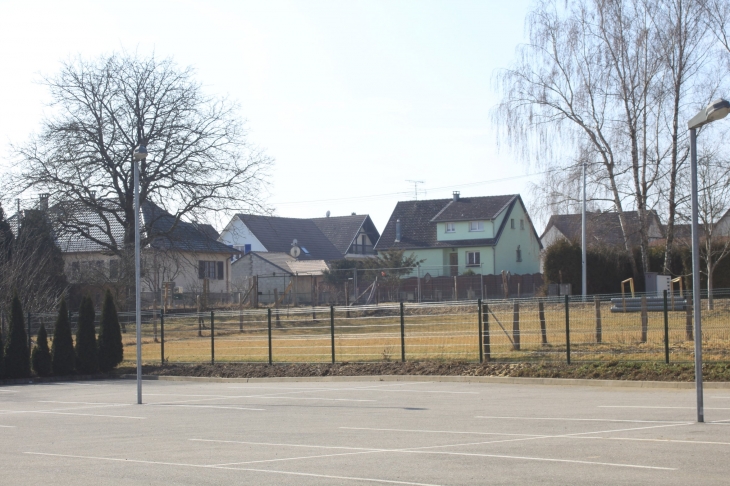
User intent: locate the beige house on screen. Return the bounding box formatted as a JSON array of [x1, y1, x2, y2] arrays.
[[54, 201, 234, 302]]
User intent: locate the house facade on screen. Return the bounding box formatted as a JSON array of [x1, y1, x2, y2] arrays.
[[54, 200, 234, 297], [374, 192, 542, 277]]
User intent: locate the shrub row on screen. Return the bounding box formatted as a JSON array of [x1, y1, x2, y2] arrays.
[[2, 289, 124, 379]]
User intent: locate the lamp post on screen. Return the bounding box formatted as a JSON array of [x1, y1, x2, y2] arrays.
[[581, 160, 587, 301], [133, 144, 147, 405], [687, 98, 730, 423]]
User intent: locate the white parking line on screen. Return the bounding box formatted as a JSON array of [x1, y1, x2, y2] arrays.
[[39, 401, 131, 406], [599, 405, 730, 410], [340, 427, 542, 437], [151, 404, 265, 411], [573, 436, 730, 446], [0, 425, 15, 428], [476, 416, 687, 424], [23, 452, 444, 486], [0, 389, 18, 393]]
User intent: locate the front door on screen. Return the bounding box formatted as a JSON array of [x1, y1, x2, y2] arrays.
[[449, 253, 458, 276]]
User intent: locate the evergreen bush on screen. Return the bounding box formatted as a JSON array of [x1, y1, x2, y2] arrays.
[[31, 324, 52, 377], [98, 290, 123, 372], [75, 296, 98, 374], [4, 295, 30, 378], [51, 298, 75, 375]]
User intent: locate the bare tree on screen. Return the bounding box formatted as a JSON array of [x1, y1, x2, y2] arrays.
[[10, 52, 271, 259], [692, 147, 730, 310]]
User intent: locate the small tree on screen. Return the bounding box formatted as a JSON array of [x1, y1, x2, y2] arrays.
[[98, 290, 123, 372], [31, 324, 52, 377], [75, 296, 98, 374], [51, 298, 75, 375], [4, 295, 30, 378]]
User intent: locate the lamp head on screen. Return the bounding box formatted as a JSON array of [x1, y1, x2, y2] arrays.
[[689, 98, 730, 129], [706, 98, 730, 123], [133, 145, 148, 161]]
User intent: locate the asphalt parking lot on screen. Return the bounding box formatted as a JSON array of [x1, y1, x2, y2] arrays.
[[1, 377, 729, 485]]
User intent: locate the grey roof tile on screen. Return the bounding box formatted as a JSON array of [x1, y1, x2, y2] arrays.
[[311, 214, 380, 254]]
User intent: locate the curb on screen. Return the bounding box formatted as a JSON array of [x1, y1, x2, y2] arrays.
[[0, 374, 119, 386], [118, 374, 730, 389]]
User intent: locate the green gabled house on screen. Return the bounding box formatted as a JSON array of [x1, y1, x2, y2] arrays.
[[374, 192, 542, 277]]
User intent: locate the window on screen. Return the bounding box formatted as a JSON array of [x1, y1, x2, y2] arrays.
[[466, 251, 481, 266], [520, 219, 525, 230], [445, 223, 456, 233], [468, 221, 483, 232], [516, 245, 522, 262], [511, 219, 515, 229], [198, 261, 224, 280]]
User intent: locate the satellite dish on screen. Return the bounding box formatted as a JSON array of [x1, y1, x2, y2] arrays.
[[290, 246, 301, 258]]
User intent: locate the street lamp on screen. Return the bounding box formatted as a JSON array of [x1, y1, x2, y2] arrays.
[[133, 144, 147, 405], [687, 98, 730, 423]]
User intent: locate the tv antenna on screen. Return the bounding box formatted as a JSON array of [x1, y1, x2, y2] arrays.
[[406, 180, 425, 200]]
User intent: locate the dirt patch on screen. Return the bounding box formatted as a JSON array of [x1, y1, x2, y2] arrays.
[[113, 361, 730, 382]]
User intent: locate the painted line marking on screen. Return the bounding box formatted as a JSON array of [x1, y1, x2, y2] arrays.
[[227, 385, 477, 395], [340, 427, 542, 438], [0, 425, 16, 428], [17, 411, 145, 419], [39, 401, 130, 406], [476, 416, 688, 424], [599, 405, 730, 410], [574, 436, 730, 446], [151, 404, 265, 411], [23, 452, 443, 486], [0, 389, 18, 393], [194, 423, 685, 471]]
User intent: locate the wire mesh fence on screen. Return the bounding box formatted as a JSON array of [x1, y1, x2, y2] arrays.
[[12, 290, 730, 365]]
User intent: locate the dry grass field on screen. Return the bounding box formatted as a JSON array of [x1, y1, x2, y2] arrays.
[[114, 299, 730, 365]]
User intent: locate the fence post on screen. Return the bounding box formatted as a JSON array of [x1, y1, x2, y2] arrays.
[[400, 301, 406, 362], [685, 297, 693, 341], [160, 309, 165, 365], [210, 310, 215, 365], [664, 290, 670, 364], [27, 311, 31, 349], [267, 308, 273, 365], [330, 305, 335, 364], [594, 296, 602, 344], [538, 300, 547, 345], [565, 294, 571, 365], [477, 299, 483, 363], [483, 302, 491, 361], [640, 296, 648, 343], [512, 302, 520, 351]]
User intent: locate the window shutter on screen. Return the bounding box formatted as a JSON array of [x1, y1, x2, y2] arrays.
[[217, 261, 224, 280], [198, 261, 205, 279]]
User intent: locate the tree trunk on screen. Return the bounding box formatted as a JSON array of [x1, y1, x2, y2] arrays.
[[707, 261, 714, 311]]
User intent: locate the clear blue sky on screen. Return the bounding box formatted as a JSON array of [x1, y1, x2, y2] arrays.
[[0, 0, 541, 232]]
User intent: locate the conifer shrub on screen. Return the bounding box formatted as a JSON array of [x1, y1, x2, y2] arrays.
[[31, 324, 52, 377], [51, 298, 75, 376], [98, 290, 123, 372], [4, 295, 30, 378], [75, 296, 98, 374]]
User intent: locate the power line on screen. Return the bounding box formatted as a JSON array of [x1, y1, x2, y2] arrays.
[[272, 168, 559, 206]]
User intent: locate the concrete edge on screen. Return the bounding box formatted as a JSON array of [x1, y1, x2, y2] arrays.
[[117, 374, 730, 389]]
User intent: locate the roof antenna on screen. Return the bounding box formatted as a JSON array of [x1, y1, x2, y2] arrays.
[[406, 180, 424, 200]]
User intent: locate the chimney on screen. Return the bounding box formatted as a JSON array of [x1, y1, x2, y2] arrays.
[[395, 218, 402, 242], [452, 191, 460, 202], [39, 194, 50, 211], [90, 190, 96, 201]]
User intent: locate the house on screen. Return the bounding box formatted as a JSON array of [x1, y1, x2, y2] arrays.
[[311, 214, 380, 258], [218, 214, 358, 261], [374, 192, 542, 277], [540, 210, 664, 250], [231, 251, 329, 305], [51, 200, 235, 298]]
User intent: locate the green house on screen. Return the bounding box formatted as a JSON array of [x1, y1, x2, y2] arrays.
[[374, 192, 542, 277]]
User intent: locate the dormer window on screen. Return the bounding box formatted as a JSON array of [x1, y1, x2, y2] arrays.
[[469, 221, 483, 232], [445, 223, 456, 233]]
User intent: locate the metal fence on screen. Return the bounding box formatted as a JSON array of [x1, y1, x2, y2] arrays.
[[13, 289, 730, 366]]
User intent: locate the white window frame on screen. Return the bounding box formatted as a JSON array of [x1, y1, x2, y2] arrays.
[[445, 222, 456, 233], [466, 251, 481, 267], [468, 221, 483, 232]]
